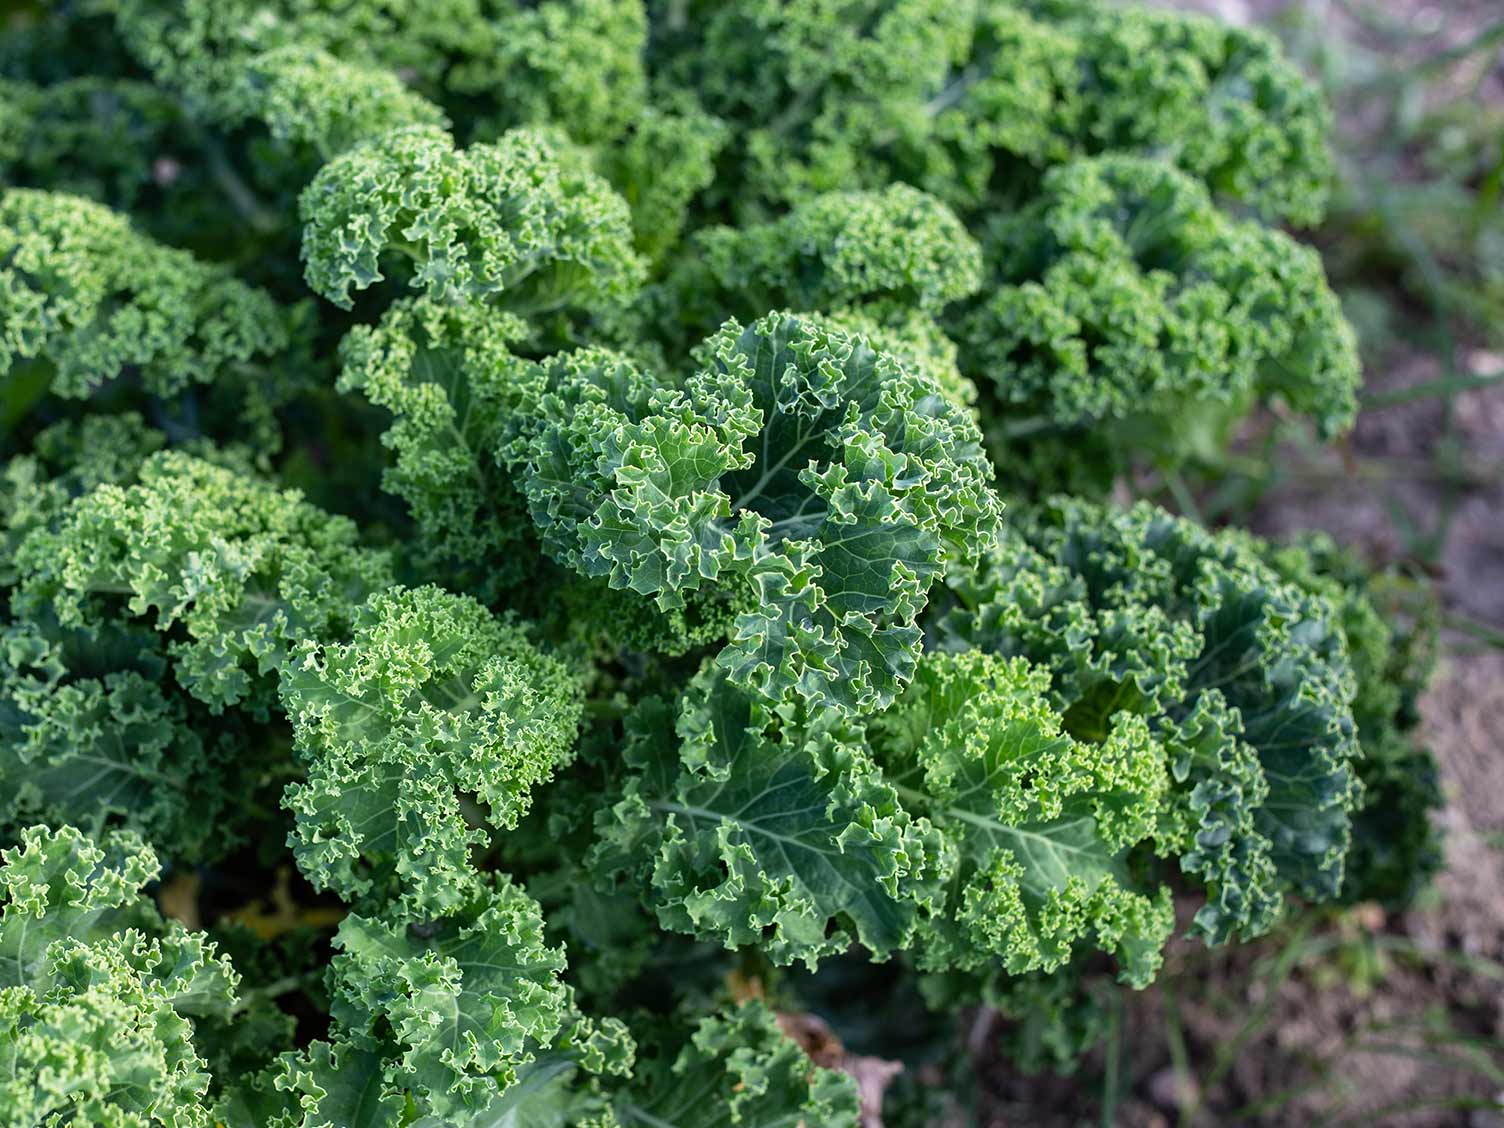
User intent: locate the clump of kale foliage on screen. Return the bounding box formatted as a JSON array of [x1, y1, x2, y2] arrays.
[[0, 1, 1443, 1124]]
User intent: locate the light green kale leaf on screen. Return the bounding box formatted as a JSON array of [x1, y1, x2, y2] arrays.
[[872, 651, 1173, 987], [0, 825, 239, 1128], [247, 875, 631, 1127], [613, 1002, 859, 1128], [335, 297, 538, 598], [12, 451, 393, 714], [589, 663, 947, 968], [501, 311, 1000, 713], [0, 188, 291, 400], [300, 125, 643, 313], [280, 585, 584, 916], [929, 499, 1364, 944]]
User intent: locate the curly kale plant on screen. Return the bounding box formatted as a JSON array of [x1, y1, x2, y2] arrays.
[[498, 312, 1000, 712], [0, 0, 1442, 1122], [927, 499, 1365, 945], [300, 125, 643, 313], [955, 156, 1359, 485], [0, 188, 295, 433], [0, 824, 239, 1128], [280, 584, 585, 915]]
